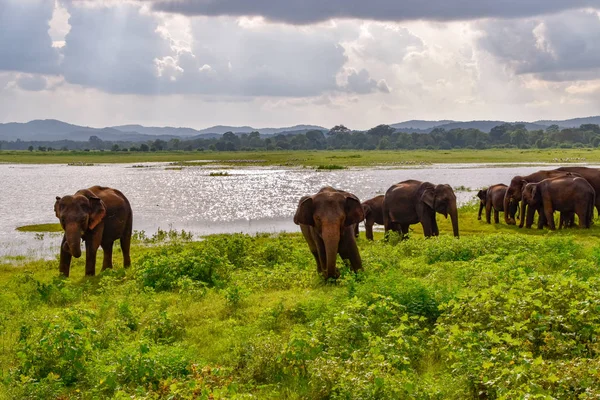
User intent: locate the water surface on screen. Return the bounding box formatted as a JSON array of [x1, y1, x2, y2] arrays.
[[1, 162, 595, 259]]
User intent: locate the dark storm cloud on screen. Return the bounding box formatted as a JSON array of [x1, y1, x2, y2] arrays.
[[0, 0, 60, 74], [60, 2, 171, 94], [146, 0, 600, 24]]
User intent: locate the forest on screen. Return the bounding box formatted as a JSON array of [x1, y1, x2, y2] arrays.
[[2, 123, 600, 152]]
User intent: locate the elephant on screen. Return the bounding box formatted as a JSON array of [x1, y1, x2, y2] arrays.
[[54, 186, 133, 277], [503, 170, 580, 227], [521, 176, 595, 230], [556, 166, 600, 218], [477, 184, 517, 224], [293, 187, 364, 279], [361, 195, 384, 240], [383, 180, 459, 238]]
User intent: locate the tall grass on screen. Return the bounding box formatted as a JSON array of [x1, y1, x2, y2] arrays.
[[1, 207, 600, 398]]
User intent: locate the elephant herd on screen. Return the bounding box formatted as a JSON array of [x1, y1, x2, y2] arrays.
[[294, 180, 460, 279], [295, 166, 600, 279], [52, 166, 599, 280], [483, 166, 599, 230]]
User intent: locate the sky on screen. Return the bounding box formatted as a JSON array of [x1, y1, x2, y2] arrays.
[[1, 0, 600, 130]]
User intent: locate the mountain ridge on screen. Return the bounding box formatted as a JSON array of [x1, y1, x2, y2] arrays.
[[1, 116, 599, 142]]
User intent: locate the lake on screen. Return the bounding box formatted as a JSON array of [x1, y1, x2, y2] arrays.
[[1, 162, 596, 259]]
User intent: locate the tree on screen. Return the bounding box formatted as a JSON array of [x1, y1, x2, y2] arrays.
[[152, 139, 166, 151], [169, 138, 181, 150], [28, 146, 34, 152], [89, 135, 103, 149], [546, 124, 560, 134], [328, 125, 350, 136], [112, 144, 120, 151], [140, 143, 149, 152], [367, 124, 395, 138]]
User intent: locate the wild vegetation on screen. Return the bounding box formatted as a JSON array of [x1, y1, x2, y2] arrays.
[[0, 148, 599, 167], [2, 122, 600, 153], [2, 205, 600, 398]]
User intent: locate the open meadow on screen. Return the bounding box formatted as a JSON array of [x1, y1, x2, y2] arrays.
[[0, 148, 598, 166], [2, 204, 600, 399]]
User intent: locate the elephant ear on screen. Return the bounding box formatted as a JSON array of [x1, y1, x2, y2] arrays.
[[421, 187, 435, 209], [531, 185, 540, 201], [362, 203, 372, 218], [88, 197, 106, 230], [344, 195, 364, 226], [294, 196, 314, 226], [54, 196, 61, 218], [477, 189, 487, 201]]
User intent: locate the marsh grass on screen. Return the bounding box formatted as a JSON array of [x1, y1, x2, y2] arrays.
[[16, 223, 62, 232], [209, 171, 230, 176], [2, 207, 600, 398], [2, 148, 600, 166]]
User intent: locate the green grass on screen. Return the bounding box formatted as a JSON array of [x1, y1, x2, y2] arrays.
[[316, 164, 346, 170], [16, 223, 62, 232], [2, 206, 600, 398], [1, 148, 599, 166], [209, 171, 230, 176]]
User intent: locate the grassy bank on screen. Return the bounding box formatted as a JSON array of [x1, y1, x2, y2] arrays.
[[2, 206, 600, 399], [0, 148, 598, 166]]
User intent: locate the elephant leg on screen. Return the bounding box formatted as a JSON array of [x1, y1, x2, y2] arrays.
[[525, 206, 535, 229], [85, 241, 98, 276], [101, 240, 114, 271], [421, 214, 433, 238], [120, 235, 131, 268], [365, 220, 374, 241], [339, 232, 362, 273], [399, 224, 410, 240], [544, 208, 555, 230], [431, 216, 439, 236], [121, 217, 132, 268], [301, 225, 322, 274], [478, 202, 484, 220], [58, 235, 72, 277], [485, 202, 492, 224], [494, 209, 500, 224]]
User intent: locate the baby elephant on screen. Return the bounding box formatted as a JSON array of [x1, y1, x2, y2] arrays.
[[54, 186, 133, 277], [477, 184, 516, 224], [294, 187, 364, 279], [361, 195, 384, 240]]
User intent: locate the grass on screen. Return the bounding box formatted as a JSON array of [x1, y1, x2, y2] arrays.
[[209, 171, 230, 176], [16, 223, 62, 232], [316, 164, 346, 170], [2, 205, 600, 398], [1, 148, 599, 166]]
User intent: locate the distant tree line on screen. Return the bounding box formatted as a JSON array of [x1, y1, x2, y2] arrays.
[[2, 123, 600, 152]]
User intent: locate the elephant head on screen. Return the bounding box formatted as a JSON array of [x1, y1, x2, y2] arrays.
[[294, 189, 364, 277], [477, 188, 487, 220], [504, 176, 525, 225], [520, 182, 540, 228], [421, 183, 459, 237], [54, 192, 106, 258]]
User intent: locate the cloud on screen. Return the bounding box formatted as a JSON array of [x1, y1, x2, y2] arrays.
[[60, 2, 172, 94], [343, 68, 390, 94], [478, 10, 600, 81], [0, 0, 60, 74], [145, 0, 600, 25], [156, 18, 351, 96], [16, 74, 48, 91]]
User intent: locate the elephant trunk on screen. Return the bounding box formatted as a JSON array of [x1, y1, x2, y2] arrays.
[[504, 194, 514, 225], [65, 223, 82, 258], [322, 226, 341, 279], [450, 201, 459, 238]]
